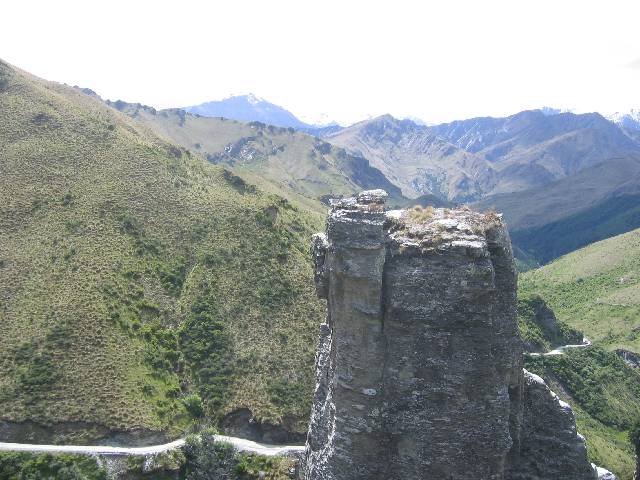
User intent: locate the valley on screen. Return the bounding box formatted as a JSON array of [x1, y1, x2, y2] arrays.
[[1, 57, 640, 480]]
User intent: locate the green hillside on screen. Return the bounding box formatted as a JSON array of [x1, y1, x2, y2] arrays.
[[520, 228, 640, 479], [517, 294, 582, 352], [0, 60, 324, 442], [520, 227, 640, 351]]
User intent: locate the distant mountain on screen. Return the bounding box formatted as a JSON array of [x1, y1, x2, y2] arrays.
[[329, 110, 639, 203], [609, 109, 640, 143], [184, 94, 308, 129], [538, 106, 571, 116], [609, 109, 640, 131], [475, 154, 640, 265], [428, 110, 637, 192], [183, 94, 342, 137], [328, 110, 640, 265], [301, 123, 344, 137], [326, 114, 492, 202], [108, 101, 402, 206]]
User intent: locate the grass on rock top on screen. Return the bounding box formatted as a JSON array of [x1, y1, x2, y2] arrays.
[[0, 60, 324, 439]]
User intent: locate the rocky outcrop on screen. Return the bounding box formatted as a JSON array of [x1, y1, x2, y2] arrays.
[[304, 190, 596, 480], [505, 371, 595, 479], [615, 348, 640, 369], [220, 409, 306, 444]]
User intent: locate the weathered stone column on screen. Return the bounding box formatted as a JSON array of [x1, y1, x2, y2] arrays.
[[305, 191, 522, 479], [304, 190, 598, 480], [305, 190, 389, 479], [505, 371, 597, 480]]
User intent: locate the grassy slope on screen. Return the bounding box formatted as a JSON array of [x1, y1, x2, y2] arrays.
[[108, 103, 404, 207], [520, 227, 640, 351], [517, 294, 582, 352], [0, 61, 324, 440], [520, 229, 640, 479]]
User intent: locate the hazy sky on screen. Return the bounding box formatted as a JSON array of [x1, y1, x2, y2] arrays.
[[3, 0, 640, 125]]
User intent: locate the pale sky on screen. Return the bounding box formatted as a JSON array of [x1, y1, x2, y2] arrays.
[[3, 0, 640, 125]]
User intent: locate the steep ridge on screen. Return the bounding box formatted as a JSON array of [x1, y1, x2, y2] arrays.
[[0, 60, 325, 443], [106, 101, 403, 206]]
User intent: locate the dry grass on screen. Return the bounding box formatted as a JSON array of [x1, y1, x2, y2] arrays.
[[406, 205, 435, 224]]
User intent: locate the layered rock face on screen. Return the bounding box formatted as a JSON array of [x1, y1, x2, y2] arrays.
[[506, 371, 596, 479], [304, 190, 596, 480]]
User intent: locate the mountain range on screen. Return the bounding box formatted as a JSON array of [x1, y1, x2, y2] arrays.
[[106, 100, 403, 208], [328, 110, 639, 201], [106, 92, 640, 266], [326, 110, 640, 266]]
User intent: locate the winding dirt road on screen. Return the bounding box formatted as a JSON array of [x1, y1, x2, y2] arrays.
[[0, 340, 594, 459], [0, 435, 304, 457], [526, 338, 592, 357]]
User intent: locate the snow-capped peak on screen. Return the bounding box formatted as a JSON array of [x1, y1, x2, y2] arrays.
[[539, 106, 573, 116], [608, 109, 640, 131], [246, 93, 265, 105], [296, 112, 341, 128]]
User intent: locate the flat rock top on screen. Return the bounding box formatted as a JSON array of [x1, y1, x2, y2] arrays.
[[386, 206, 503, 257]]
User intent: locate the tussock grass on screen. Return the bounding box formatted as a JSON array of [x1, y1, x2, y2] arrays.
[[406, 205, 434, 223], [0, 60, 324, 439]]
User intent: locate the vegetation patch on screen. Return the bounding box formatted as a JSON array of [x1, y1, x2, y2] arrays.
[[520, 227, 640, 352], [517, 294, 582, 351], [183, 435, 295, 480], [0, 452, 107, 480]]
